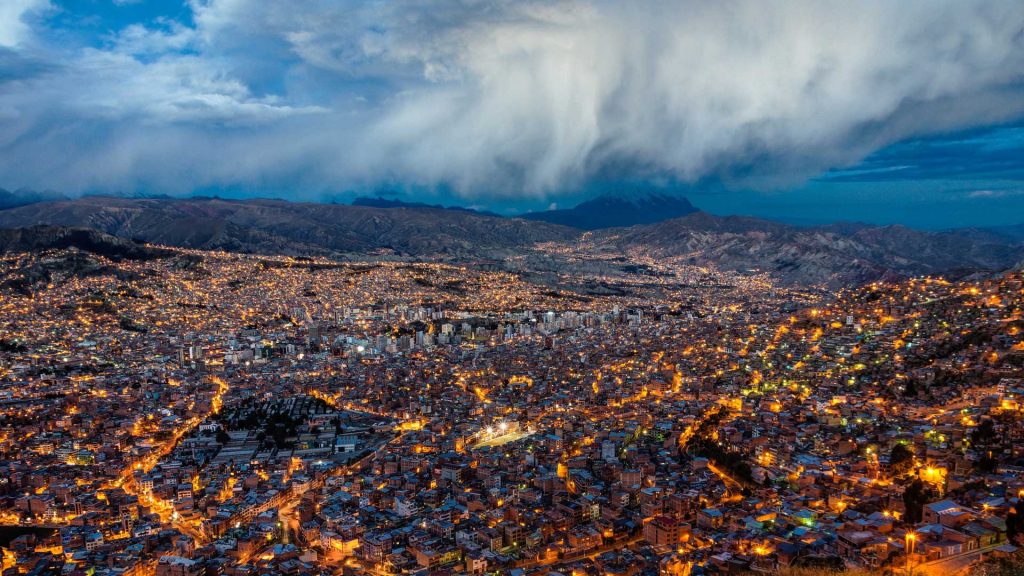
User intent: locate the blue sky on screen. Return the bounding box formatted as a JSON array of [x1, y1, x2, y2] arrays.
[[1, 0, 1024, 228]]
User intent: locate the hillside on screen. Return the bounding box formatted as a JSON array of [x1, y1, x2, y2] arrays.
[[1, 197, 1022, 288], [0, 196, 576, 258], [593, 212, 1024, 286], [0, 225, 171, 260]]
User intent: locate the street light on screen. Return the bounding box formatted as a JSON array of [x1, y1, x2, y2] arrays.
[[905, 532, 916, 576]]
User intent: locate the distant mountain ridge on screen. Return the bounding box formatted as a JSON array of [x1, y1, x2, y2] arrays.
[[351, 196, 500, 217], [987, 223, 1024, 242], [0, 195, 1021, 287], [0, 196, 575, 258], [0, 188, 67, 210], [521, 193, 698, 230]]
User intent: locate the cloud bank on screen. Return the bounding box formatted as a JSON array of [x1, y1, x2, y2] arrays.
[[0, 0, 1023, 199]]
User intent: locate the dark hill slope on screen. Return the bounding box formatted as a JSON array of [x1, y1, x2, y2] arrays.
[[0, 197, 576, 257], [593, 212, 1024, 286]]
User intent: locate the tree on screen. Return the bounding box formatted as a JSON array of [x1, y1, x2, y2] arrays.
[[971, 420, 997, 446], [976, 452, 998, 474], [1007, 503, 1022, 544], [903, 479, 935, 524], [903, 379, 918, 397], [890, 443, 915, 477], [734, 462, 754, 484]]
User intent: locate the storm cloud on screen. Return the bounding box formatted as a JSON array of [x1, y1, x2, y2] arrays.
[[1, 0, 1023, 199]]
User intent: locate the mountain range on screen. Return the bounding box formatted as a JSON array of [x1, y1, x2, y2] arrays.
[[0, 188, 67, 210], [0, 194, 1021, 287], [520, 193, 698, 229], [351, 196, 501, 217], [0, 196, 575, 257], [350, 192, 696, 229]]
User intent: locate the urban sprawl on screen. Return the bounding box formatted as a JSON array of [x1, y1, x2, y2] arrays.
[[1, 247, 1022, 576]]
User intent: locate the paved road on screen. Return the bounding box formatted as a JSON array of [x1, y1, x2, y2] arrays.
[[928, 545, 1001, 576], [907, 544, 1001, 576]]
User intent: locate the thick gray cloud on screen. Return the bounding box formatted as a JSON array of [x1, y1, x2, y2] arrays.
[[0, 0, 1023, 199]]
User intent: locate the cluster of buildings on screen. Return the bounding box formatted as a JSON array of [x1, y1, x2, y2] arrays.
[[1, 247, 1022, 575]]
